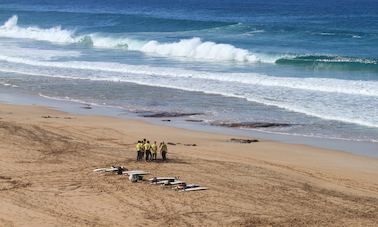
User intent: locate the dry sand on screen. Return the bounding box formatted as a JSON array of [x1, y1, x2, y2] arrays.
[[0, 103, 377, 226]]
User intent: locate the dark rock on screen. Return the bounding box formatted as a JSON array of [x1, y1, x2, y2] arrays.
[[162, 119, 171, 122], [211, 121, 292, 128], [167, 142, 176, 145], [185, 119, 204, 123], [230, 138, 259, 143], [41, 115, 60, 119], [184, 144, 197, 146], [141, 112, 202, 118]]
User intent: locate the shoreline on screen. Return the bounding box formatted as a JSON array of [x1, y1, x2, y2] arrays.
[[1, 90, 377, 158], [0, 102, 378, 226]]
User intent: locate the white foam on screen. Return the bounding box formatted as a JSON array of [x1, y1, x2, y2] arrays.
[[0, 43, 81, 60], [139, 37, 261, 62], [0, 15, 75, 43], [87, 34, 145, 50], [2, 15, 18, 29], [0, 15, 275, 63], [0, 81, 19, 88], [0, 55, 377, 98], [1, 56, 378, 128], [38, 93, 101, 107]]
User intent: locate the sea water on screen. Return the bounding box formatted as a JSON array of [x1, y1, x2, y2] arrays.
[[0, 0, 377, 145]]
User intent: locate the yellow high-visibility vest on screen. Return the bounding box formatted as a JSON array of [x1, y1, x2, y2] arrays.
[[144, 143, 151, 150], [161, 144, 167, 152], [151, 144, 157, 152]]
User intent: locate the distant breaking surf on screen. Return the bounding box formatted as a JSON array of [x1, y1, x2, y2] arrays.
[[0, 15, 266, 63], [1, 15, 376, 70]]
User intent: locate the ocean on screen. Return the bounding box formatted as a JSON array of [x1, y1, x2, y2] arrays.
[[0, 0, 377, 146]]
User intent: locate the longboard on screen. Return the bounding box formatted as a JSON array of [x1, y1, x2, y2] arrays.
[[174, 184, 199, 190], [167, 180, 185, 185], [153, 180, 183, 185], [149, 177, 177, 182], [153, 180, 170, 185], [93, 167, 118, 172], [123, 170, 149, 176], [182, 187, 208, 192]]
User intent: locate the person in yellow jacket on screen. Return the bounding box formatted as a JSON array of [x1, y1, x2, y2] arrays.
[[144, 141, 152, 161], [160, 142, 168, 161], [136, 141, 142, 161], [140, 139, 145, 160], [151, 141, 158, 161]]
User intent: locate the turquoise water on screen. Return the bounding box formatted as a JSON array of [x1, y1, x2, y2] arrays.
[[0, 0, 377, 143]]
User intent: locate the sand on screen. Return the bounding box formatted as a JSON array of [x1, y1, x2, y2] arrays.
[[0, 103, 377, 226]]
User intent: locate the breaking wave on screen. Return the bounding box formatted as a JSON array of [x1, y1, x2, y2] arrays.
[[1, 15, 377, 69], [276, 55, 378, 72], [0, 15, 267, 63], [0, 15, 75, 43]]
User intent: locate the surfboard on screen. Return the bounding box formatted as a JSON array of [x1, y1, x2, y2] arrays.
[[123, 170, 149, 176], [184, 184, 199, 188], [148, 177, 177, 182], [154, 180, 170, 185], [167, 180, 185, 185], [93, 167, 118, 172], [174, 183, 200, 190], [182, 187, 208, 192]]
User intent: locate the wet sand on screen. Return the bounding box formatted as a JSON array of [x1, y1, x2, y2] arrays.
[[0, 103, 377, 226]]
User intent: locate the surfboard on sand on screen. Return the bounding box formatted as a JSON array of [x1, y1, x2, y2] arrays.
[[129, 173, 147, 182], [174, 183, 199, 190], [93, 167, 119, 172], [149, 177, 177, 182], [123, 170, 149, 176], [152, 179, 183, 185], [182, 187, 208, 192], [166, 180, 185, 185]]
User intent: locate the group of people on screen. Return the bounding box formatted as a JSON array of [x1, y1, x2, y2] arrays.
[[136, 139, 168, 162]]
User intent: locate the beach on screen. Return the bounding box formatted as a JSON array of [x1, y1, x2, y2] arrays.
[[0, 103, 377, 226], [1, 0, 378, 226]]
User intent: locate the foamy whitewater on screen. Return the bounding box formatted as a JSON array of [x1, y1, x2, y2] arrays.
[[0, 15, 264, 63], [0, 0, 377, 143]]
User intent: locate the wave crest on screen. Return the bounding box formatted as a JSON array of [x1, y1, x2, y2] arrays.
[[276, 55, 378, 71], [140, 37, 260, 62], [0, 15, 267, 63], [2, 15, 18, 29], [0, 15, 75, 43], [1, 15, 377, 68]]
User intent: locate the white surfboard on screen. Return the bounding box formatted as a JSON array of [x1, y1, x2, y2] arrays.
[[174, 183, 199, 190], [129, 173, 145, 182], [149, 177, 177, 182], [184, 184, 199, 188], [167, 180, 185, 185], [154, 180, 170, 185], [154, 179, 183, 185], [123, 170, 149, 176], [93, 167, 118, 172], [182, 187, 208, 192]]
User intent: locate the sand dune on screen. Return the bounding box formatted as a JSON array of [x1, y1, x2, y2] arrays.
[[0, 103, 377, 226]]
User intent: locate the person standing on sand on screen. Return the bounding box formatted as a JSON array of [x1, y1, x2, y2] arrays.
[[140, 139, 145, 160], [151, 141, 158, 161], [136, 141, 142, 161], [144, 141, 151, 161], [160, 142, 168, 161]]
